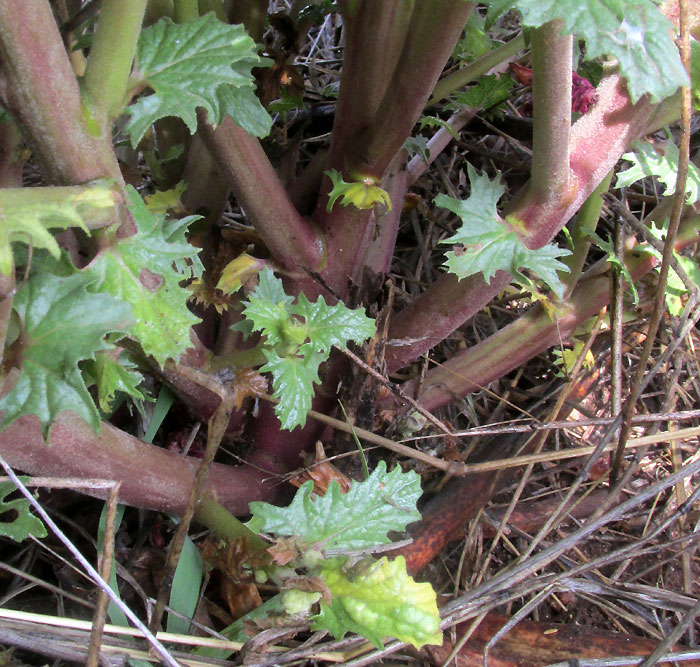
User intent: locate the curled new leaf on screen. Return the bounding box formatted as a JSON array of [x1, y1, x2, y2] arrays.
[[325, 169, 392, 212]]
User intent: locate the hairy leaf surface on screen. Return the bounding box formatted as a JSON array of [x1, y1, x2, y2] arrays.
[[438, 165, 570, 297], [249, 462, 421, 550], [312, 556, 442, 649], [242, 269, 374, 429]]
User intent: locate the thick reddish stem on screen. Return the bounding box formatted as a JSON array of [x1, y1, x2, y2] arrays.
[[198, 115, 324, 276], [407, 218, 700, 413], [344, 0, 474, 178], [0, 412, 282, 515]]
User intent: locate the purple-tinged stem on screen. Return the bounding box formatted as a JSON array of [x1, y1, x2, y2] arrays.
[[385, 272, 511, 373], [327, 0, 414, 172], [198, 115, 325, 276], [523, 20, 573, 227], [0, 0, 122, 186], [0, 411, 282, 516], [365, 151, 409, 275], [344, 0, 474, 179], [386, 73, 656, 371], [512, 73, 655, 248], [406, 217, 700, 413]]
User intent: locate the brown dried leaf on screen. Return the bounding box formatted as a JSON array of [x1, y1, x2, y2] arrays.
[[267, 536, 303, 567], [289, 441, 352, 495], [229, 368, 269, 410]]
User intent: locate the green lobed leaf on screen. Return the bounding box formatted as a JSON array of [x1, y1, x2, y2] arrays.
[[417, 116, 459, 139], [485, 0, 687, 102], [292, 293, 376, 356], [259, 349, 323, 430], [448, 74, 515, 111], [242, 269, 375, 429], [124, 14, 271, 146], [439, 165, 570, 297], [0, 184, 118, 275], [241, 268, 295, 347], [617, 139, 700, 205], [83, 351, 146, 413], [0, 272, 133, 436], [312, 555, 442, 649], [404, 136, 430, 165], [0, 478, 47, 542], [85, 187, 201, 365], [249, 461, 421, 550]]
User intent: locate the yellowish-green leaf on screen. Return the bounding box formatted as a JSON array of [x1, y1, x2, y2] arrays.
[[313, 556, 442, 649], [216, 252, 269, 294], [144, 181, 188, 215], [0, 184, 118, 275]]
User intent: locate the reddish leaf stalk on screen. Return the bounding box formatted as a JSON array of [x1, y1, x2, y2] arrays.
[[407, 217, 700, 414], [511, 73, 655, 249], [0, 0, 122, 186], [312, 1, 416, 293], [386, 73, 656, 370], [198, 115, 325, 278]]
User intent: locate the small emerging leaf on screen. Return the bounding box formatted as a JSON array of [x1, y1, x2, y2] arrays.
[[242, 269, 375, 429], [0, 478, 47, 542], [325, 169, 392, 212], [312, 556, 442, 649], [83, 351, 147, 413]]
